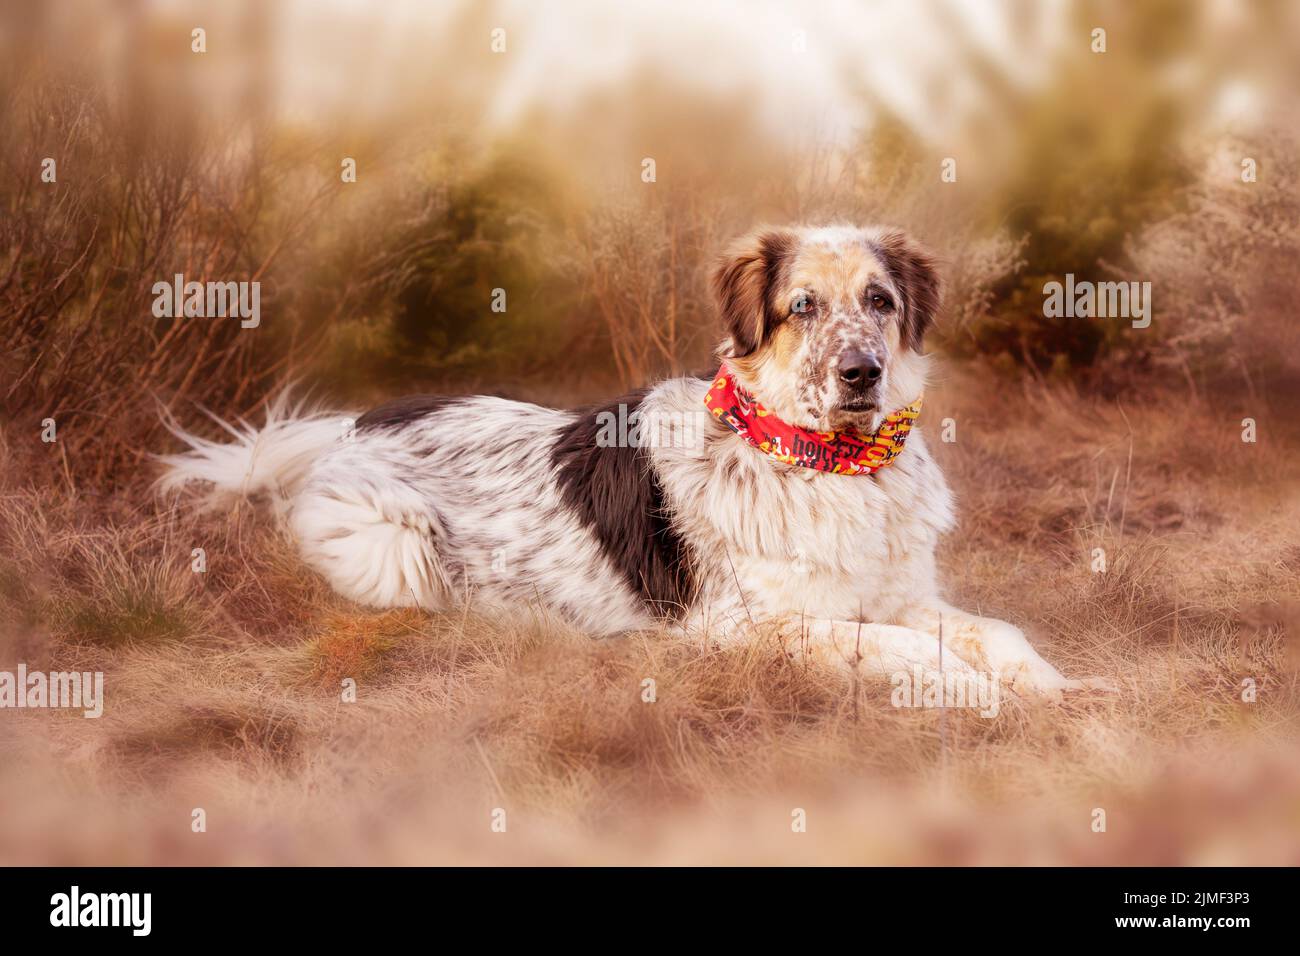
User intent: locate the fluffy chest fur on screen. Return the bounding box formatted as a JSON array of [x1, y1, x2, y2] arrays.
[[646, 377, 954, 628]]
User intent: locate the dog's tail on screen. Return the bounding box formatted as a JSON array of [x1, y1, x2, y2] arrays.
[[156, 392, 350, 505]]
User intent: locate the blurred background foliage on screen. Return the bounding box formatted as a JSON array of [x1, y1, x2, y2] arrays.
[[2, 0, 1298, 485]]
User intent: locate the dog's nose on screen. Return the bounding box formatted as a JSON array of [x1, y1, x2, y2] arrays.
[[837, 351, 883, 386]]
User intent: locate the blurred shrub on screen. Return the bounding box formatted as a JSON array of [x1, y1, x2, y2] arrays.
[[958, 1, 1195, 373], [1123, 134, 1300, 397], [567, 190, 727, 383], [0, 69, 323, 488], [309, 142, 591, 394]]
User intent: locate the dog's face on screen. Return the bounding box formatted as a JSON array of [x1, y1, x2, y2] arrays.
[[713, 225, 939, 432]]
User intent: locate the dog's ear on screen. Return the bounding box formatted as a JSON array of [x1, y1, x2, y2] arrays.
[[875, 232, 941, 352], [713, 228, 797, 358]]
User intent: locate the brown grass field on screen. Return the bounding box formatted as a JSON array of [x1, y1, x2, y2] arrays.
[[3, 0, 1299, 868], [3, 365, 1297, 866]]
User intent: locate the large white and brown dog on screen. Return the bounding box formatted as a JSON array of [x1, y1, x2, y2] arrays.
[[161, 225, 1106, 697]]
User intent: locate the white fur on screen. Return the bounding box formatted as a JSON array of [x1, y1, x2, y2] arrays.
[[643, 375, 952, 632]]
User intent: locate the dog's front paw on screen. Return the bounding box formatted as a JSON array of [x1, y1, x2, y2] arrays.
[[1006, 660, 1072, 700], [1006, 662, 1118, 700]]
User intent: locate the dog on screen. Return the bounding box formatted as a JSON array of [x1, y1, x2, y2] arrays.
[[160, 224, 1104, 697]]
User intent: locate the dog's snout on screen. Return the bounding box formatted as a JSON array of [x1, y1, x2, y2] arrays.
[[837, 350, 883, 386]]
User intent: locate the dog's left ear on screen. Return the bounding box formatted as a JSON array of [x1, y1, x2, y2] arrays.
[[875, 232, 941, 352]]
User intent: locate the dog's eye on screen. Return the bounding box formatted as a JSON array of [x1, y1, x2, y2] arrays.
[[870, 293, 893, 312], [791, 291, 814, 315]]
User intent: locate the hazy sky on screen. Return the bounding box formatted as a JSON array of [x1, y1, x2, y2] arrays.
[[118, 0, 1283, 146], [274, 0, 1071, 142]]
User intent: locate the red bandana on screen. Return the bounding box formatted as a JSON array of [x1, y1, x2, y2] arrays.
[[703, 365, 922, 475]]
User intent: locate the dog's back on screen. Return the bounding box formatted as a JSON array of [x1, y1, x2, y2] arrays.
[[159, 391, 680, 634]]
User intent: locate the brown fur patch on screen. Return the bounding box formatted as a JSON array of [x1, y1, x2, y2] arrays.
[[872, 232, 941, 351], [712, 228, 797, 356]]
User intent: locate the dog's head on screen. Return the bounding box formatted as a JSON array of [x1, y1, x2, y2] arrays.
[[713, 225, 939, 431]]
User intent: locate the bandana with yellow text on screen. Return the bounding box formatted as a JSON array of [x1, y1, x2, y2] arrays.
[[703, 365, 921, 475]]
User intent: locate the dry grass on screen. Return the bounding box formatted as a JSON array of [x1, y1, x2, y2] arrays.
[[4, 0, 1297, 867], [1, 369, 1297, 866], [0, 379, 1289, 868]]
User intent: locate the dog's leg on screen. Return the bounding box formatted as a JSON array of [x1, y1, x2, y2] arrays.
[[290, 471, 453, 610], [773, 616, 982, 678], [892, 601, 1114, 697]]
